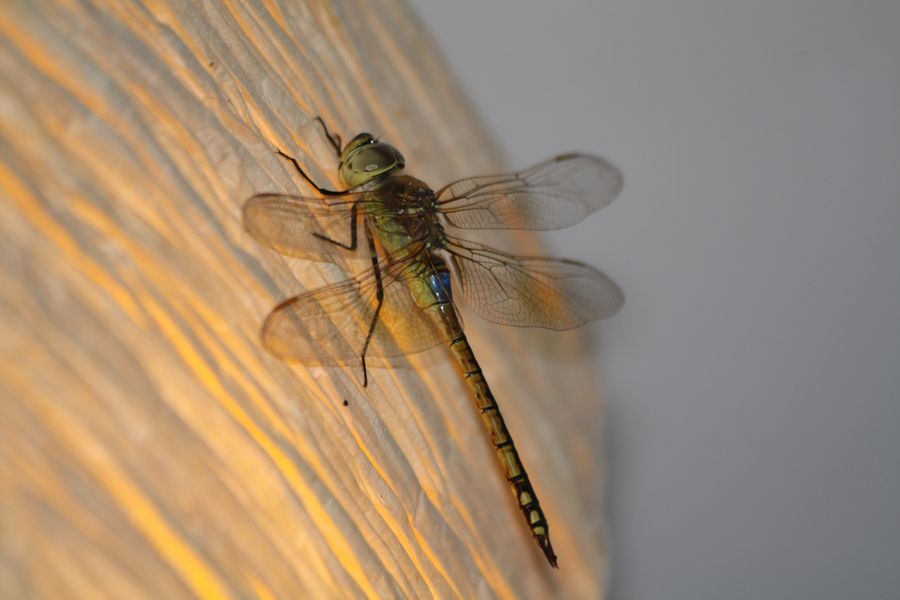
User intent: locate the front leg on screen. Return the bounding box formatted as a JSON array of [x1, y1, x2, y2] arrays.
[[275, 149, 346, 197], [314, 116, 343, 156]]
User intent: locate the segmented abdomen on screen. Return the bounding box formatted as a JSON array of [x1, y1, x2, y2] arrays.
[[413, 254, 558, 567], [447, 332, 558, 568]]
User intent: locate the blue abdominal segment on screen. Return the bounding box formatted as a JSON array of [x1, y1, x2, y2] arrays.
[[427, 271, 453, 304]]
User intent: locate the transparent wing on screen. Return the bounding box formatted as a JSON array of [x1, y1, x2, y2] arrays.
[[260, 257, 451, 365], [244, 193, 371, 262], [436, 154, 623, 230], [445, 237, 623, 329]]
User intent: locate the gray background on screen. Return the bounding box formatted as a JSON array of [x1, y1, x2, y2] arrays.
[[410, 1, 900, 598]]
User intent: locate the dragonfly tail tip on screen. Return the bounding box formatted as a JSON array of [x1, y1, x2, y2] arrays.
[[538, 535, 558, 569]]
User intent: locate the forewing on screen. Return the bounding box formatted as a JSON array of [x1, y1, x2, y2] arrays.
[[446, 237, 623, 329], [244, 193, 369, 261], [260, 259, 451, 365], [437, 154, 623, 230]]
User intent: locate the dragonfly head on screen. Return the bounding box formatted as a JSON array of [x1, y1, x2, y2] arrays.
[[339, 133, 405, 188]]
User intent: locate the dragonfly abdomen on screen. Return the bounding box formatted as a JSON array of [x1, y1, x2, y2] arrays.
[[413, 255, 558, 567], [446, 331, 559, 568]]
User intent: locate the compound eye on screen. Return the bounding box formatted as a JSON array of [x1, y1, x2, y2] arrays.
[[339, 141, 404, 187], [350, 145, 396, 173]]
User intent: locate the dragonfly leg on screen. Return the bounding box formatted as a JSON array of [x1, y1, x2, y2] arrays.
[[358, 223, 384, 388], [313, 116, 343, 155], [312, 202, 359, 251], [275, 149, 346, 197]]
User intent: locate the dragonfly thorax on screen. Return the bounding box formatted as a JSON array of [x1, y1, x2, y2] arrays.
[[366, 175, 445, 254]]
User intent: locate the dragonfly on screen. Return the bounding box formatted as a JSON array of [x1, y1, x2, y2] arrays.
[[243, 118, 624, 568]]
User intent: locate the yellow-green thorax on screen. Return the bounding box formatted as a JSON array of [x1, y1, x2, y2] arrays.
[[338, 133, 405, 188]]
